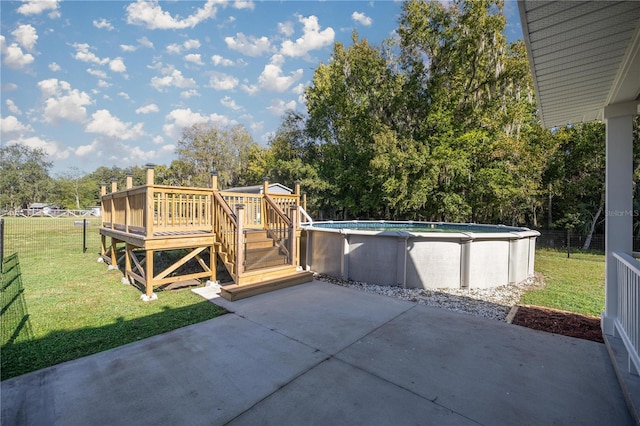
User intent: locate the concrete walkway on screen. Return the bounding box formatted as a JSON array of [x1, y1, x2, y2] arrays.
[[1, 280, 633, 425]]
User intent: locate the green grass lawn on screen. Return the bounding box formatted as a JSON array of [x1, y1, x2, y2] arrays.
[[521, 248, 605, 317], [1, 218, 224, 380]]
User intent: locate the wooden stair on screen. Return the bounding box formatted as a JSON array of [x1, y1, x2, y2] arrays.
[[220, 268, 314, 301], [216, 229, 312, 301], [244, 230, 288, 270]]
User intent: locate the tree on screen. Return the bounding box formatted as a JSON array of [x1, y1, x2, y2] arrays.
[[175, 123, 257, 188], [52, 167, 98, 209], [0, 144, 52, 210], [306, 32, 406, 218], [396, 0, 545, 224]]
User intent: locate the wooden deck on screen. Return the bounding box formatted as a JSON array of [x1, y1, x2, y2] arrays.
[[99, 167, 310, 300]]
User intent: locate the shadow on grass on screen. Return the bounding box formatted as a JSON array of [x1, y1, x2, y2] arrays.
[[1, 300, 226, 381], [1, 253, 34, 348]]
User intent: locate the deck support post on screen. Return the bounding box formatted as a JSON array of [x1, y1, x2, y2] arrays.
[[262, 177, 269, 195], [142, 249, 156, 301], [290, 205, 298, 267], [110, 238, 119, 268], [236, 205, 245, 277], [210, 247, 217, 283], [126, 173, 133, 189], [125, 243, 132, 284]]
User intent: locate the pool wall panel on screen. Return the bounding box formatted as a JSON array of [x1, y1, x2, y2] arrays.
[[468, 240, 510, 288], [307, 231, 343, 278], [406, 239, 462, 289], [346, 235, 398, 285]]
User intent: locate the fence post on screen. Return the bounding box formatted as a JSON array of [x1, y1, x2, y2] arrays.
[[0, 218, 4, 272], [83, 218, 87, 253]]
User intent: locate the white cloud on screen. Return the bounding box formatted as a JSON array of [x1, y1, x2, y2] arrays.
[[233, 0, 254, 10], [240, 83, 259, 95], [212, 54, 234, 67], [352, 11, 373, 26], [49, 62, 61, 71], [75, 140, 99, 157], [12, 24, 38, 51], [17, 0, 59, 16], [138, 36, 154, 49], [7, 136, 70, 160], [87, 68, 108, 79], [136, 103, 159, 114], [221, 96, 242, 111], [121, 44, 137, 52], [109, 57, 126, 72], [1, 115, 33, 135], [183, 39, 201, 50], [85, 109, 145, 140], [37, 78, 92, 123], [118, 92, 130, 100], [209, 71, 239, 90], [166, 43, 182, 54], [181, 89, 200, 99], [267, 98, 296, 117], [185, 53, 203, 65], [278, 21, 294, 37], [93, 18, 114, 30], [98, 80, 110, 88], [152, 135, 165, 144], [0, 35, 35, 69], [6, 99, 21, 115], [72, 42, 109, 65], [163, 108, 235, 139], [126, 0, 219, 30], [280, 15, 334, 58], [150, 69, 197, 92], [258, 54, 303, 92], [225, 33, 272, 57]]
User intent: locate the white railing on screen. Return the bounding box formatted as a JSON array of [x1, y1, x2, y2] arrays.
[[613, 251, 640, 375], [299, 206, 313, 224]]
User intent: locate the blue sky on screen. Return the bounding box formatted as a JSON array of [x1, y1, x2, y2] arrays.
[[1, 1, 523, 175]]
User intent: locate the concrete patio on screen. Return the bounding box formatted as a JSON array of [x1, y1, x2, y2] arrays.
[[1, 280, 634, 425]]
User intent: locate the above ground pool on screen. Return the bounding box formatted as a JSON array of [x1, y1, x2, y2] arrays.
[[301, 220, 539, 289]]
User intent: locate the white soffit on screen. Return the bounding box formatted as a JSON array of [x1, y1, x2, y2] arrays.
[[519, 1, 640, 128]]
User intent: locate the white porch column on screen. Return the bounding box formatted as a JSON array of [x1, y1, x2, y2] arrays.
[[602, 102, 637, 335]]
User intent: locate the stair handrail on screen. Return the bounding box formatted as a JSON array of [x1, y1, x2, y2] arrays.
[[212, 190, 238, 279], [263, 194, 291, 259]]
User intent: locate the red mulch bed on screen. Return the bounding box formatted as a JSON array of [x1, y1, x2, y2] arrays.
[[511, 305, 603, 343]]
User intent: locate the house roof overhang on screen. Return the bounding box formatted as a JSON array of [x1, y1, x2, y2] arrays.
[[518, 1, 640, 129]]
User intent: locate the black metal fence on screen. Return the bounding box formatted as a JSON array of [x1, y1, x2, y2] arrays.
[[0, 217, 102, 266], [534, 229, 640, 252]]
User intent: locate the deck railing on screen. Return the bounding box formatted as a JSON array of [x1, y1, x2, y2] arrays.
[[101, 184, 214, 236], [220, 192, 263, 228], [151, 185, 213, 234], [613, 251, 640, 375]]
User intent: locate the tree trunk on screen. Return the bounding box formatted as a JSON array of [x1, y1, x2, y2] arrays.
[[582, 193, 605, 250]]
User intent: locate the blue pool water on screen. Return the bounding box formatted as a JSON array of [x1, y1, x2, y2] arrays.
[[303, 220, 526, 234]]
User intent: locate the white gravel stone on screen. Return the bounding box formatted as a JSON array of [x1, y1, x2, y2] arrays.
[[315, 273, 543, 322]]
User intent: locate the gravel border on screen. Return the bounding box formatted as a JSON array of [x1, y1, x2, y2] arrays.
[[314, 273, 544, 322]]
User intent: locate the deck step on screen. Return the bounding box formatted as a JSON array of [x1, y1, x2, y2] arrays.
[[220, 270, 314, 301], [245, 247, 287, 270]]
